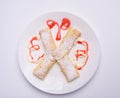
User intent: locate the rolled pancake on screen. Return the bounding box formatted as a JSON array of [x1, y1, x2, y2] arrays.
[[55, 27, 81, 82], [39, 28, 56, 61], [57, 55, 79, 82], [55, 27, 81, 60], [33, 57, 56, 79], [33, 28, 56, 79]]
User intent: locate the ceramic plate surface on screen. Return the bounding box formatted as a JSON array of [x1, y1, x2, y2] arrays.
[[18, 12, 101, 94]]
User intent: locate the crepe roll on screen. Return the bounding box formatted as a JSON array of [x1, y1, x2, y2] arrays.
[[33, 57, 56, 79], [55, 27, 81, 60], [39, 28, 56, 61], [57, 55, 79, 82]]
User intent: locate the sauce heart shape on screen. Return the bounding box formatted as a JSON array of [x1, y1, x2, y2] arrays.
[[46, 18, 71, 41]]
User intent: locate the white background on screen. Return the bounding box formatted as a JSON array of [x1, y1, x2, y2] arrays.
[[0, 0, 120, 97]]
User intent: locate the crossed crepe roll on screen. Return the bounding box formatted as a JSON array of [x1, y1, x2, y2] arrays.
[[33, 27, 81, 82]]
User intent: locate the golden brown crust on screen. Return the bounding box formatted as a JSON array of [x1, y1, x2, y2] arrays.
[[65, 27, 81, 38], [33, 58, 56, 80], [39, 28, 56, 61], [55, 27, 81, 60], [39, 28, 56, 51], [57, 56, 79, 82], [33, 28, 56, 79]]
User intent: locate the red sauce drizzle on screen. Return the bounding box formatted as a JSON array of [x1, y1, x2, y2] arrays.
[[75, 40, 89, 70], [46, 20, 58, 29], [29, 36, 44, 63], [46, 18, 71, 41]]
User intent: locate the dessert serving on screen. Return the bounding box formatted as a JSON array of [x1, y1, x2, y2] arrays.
[[18, 12, 100, 94], [28, 18, 89, 82]]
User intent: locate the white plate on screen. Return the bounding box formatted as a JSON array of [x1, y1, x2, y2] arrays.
[[18, 12, 101, 94]]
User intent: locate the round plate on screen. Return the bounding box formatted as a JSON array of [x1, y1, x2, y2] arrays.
[[18, 12, 101, 94]]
